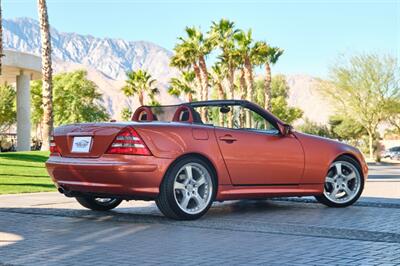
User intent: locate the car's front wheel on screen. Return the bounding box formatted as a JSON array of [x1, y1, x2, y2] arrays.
[[76, 196, 122, 211], [315, 156, 364, 207], [156, 157, 216, 220]]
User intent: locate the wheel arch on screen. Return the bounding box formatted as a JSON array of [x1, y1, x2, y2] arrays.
[[332, 153, 364, 178], [161, 152, 219, 191]]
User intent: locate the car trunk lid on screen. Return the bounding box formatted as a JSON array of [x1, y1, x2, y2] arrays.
[[53, 123, 128, 158]]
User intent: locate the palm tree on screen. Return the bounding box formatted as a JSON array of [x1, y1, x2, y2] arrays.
[[168, 70, 196, 102], [210, 64, 228, 126], [122, 69, 159, 107], [170, 47, 201, 90], [234, 29, 255, 102], [254, 42, 284, 110], [37, 0, 53, 151], [209, 19, 239, 101], [210, 64, 227, 101], [171, 27, 213, 101], [0, 0, 4, 75]]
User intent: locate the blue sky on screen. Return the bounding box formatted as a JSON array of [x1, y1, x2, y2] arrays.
[[4, 0, 400, 77]]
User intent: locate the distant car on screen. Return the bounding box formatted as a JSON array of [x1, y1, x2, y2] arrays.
[[381, 146, 400, 160], [46, 100, 368, 220]]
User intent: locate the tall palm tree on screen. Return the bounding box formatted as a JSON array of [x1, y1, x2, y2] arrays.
[[210, 64, 227, 101], [209, 19, 239, 100], [171, 26, 213, 101], [254, 42, 284, 110], [37, 0, 53, 151], [122, 69, 159, 107], [211, 64, 227, 126], [168, 70, 196, 102], [0, 0, 3, 76], [234, 29, 255, 102]]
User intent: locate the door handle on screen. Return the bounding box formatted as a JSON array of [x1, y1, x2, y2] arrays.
[[219, 135, 237, 143]]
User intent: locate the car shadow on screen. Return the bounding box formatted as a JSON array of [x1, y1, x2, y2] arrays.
[[0, 199, 300, 224]]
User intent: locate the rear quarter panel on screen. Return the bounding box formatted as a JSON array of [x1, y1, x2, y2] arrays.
[[135, 123, 232, 185]]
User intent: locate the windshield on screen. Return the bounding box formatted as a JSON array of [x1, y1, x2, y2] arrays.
[[191, 104, 280, 134]]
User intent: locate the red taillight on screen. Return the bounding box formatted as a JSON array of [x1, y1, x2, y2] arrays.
[[49, 135, 61, 156], [106, 127, 151, 155]]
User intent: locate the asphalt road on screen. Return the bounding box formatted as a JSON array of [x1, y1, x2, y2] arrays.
[[367, 162, 400, 180], [0, 163, 399, 266]]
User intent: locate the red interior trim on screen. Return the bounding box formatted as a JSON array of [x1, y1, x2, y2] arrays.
[[131, 106, 155, 122], [172, 105, 194, 122]]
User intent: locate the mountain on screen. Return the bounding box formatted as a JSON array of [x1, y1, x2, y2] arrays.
[[4, 17, 333, 123], [4, 17, 180, 118], [286, 75, 334, 124]]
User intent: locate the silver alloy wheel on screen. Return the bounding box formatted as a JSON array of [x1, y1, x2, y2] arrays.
[[94, 198, 118, 206], [323, 161, 361, 204], [173, 162, 213, 215]]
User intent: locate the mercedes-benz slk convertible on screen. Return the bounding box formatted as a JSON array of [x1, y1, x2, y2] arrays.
[[46, 100, 368, 220]]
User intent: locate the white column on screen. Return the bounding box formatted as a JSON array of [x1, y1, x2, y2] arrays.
[[16, 71, 31, 151]]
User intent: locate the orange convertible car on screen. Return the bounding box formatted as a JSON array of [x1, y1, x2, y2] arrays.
[[46, 100, 368, 220]]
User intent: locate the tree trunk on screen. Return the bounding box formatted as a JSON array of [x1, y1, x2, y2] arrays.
[[188, 93, 193, 102], [217, 82, 224, 100], [199, 55, 208, 101], [0, 0, 3, 75], [227, 67, 235, 99], [38, 0, 53, 151], [139, 92, 144, 106], [264, 63, 272, 110], [193, 63, 206, 121], [244, 56, 253, 102], [217, 82, 225, 126], [239, 68, 248, 128], [239, 68, 247, 100], [193, 64, 203, 99], [193, 63, 203, 101], [227, 67, 235, 128]]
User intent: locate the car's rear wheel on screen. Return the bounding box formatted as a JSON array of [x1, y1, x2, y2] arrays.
[[156, 156, 216, 220], [76, 196, 122, 211], [315, 156, 364, 207]]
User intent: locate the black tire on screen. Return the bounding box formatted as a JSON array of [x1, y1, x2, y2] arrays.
[[156, 156, 217, 220], [315, 155, 364, 207], [76, 196, 122, 211]]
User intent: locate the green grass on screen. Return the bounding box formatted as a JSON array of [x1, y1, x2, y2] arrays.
[[0, 151, 56, 194]]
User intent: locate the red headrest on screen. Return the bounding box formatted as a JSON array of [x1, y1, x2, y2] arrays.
[[172, 105, 193, 122], [131, 106, 154, 122]]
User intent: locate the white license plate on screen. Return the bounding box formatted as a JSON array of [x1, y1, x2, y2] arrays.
[[71, 136, 92, 153]]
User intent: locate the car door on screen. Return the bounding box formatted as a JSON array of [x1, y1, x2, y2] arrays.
[[214, 106, 304, 185]]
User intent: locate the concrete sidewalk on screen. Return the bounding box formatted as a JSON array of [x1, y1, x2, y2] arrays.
[[363, 179, 400, 199]]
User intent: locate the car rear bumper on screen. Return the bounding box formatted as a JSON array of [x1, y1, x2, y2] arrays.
[[46, 154, 172, 199]]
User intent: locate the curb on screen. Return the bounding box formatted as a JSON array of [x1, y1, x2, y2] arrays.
[[273, 196, 400, 209]]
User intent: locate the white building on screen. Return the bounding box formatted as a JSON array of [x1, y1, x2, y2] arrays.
[[0, 50, 42, 151]]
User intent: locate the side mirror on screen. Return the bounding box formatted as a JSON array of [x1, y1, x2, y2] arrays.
[[282, 124, 294, 136]]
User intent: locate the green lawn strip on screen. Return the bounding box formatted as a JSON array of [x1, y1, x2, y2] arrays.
[[0, 151, 56, 194]]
